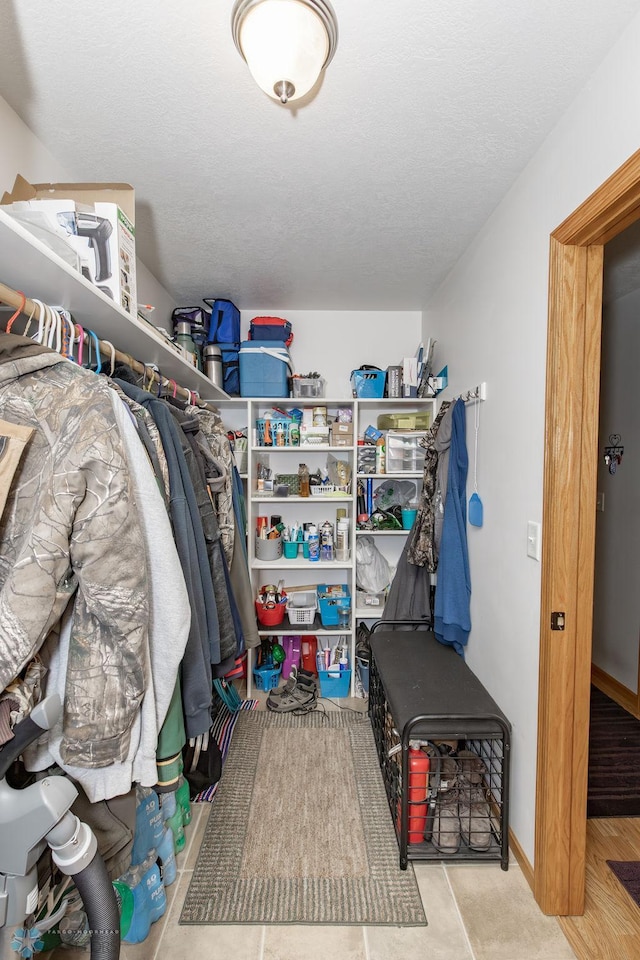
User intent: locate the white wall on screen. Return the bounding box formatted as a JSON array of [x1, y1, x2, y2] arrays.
[[0, 96, 75, 189], [0, 94, 177, 323], [592, 288, 640, 690], [423, 11, 640, 864], [240, 309, 422, 398]]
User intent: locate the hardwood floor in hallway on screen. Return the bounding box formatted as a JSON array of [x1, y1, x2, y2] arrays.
[[558, 818, 640, 960]]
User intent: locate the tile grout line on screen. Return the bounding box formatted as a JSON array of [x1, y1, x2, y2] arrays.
[[150, 870, 183, 960], [442, 864, 477, 960], [362, 923, 371, 960], [259, 923, 266, 960]]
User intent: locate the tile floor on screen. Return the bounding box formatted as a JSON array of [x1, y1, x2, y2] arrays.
[[48, 693, 577, 960], [114, 801, 576, 960], [117, 689, 576, 960]]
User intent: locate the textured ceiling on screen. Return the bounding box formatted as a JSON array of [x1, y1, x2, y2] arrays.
[[0, 0, 638, 310]]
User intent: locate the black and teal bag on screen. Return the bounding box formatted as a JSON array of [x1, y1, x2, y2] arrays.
[[204, 299, 241, 344], [219, 342, 240, 396]]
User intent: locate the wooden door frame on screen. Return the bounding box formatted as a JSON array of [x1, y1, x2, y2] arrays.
[[535, 148, 640, 915]]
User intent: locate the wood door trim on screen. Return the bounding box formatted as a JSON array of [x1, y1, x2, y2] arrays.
[[535, 147, 640, 915], [554, 148, 640, 245], [591, 663, 639, 718]]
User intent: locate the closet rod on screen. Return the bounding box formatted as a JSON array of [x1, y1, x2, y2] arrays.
[[0, 280, 219, 412]]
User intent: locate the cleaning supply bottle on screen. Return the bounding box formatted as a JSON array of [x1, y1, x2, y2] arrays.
[[176, 770, 192, 827], [320, 519, 334, 561], [336, 516, 350, 561], [301, 635, 318, 674], [298, 463, 310, 497], [139, 849, 167, 925], [131, 786, 164, 866], [112, 878, 135, 941], [307, 523, 320, 561], [160, 789, 186, 854], [117, 865, 151, 944], [156, 823, 177, 887]]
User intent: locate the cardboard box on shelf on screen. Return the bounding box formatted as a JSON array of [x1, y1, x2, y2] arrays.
[[300, 424, 330, 445], [1, 175, 137, 316], [330, 422, 354, 446], [386, 365, 402, 398]]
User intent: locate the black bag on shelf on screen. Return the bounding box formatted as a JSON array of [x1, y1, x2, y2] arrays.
[[218, 342, 240, 395]]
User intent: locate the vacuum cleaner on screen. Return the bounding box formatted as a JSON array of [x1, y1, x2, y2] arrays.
[[0, 695, 120, 960], [56, 211, 114, 296]]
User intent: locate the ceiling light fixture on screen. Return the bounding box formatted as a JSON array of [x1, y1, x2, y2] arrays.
[[231, 0, 338, 104]]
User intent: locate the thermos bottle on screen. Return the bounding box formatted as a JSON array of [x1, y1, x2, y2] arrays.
[[175, 321, 199, 369], [203, 343, 223, 388]]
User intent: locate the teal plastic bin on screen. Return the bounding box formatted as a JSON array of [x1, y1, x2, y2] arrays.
[[318, 668, 351, 698]]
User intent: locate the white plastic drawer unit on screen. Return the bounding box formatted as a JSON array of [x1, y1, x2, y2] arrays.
[[385, 430, 427, 473]]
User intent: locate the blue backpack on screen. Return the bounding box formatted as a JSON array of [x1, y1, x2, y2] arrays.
[[204, 299, 241, 344]]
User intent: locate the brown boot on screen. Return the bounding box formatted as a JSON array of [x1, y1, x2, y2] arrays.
[[457, 749, 492, 850], [431, 756, 461, 853]]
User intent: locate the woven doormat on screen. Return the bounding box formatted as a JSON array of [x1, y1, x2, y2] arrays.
[[607, 860, 640, 907], [181, 710, 427, 925]]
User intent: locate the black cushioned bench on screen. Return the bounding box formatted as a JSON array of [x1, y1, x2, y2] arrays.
[[367, 622, 511, 870]]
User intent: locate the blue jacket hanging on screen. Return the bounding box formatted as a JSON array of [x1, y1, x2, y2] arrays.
[[434, 398, 471, 655]]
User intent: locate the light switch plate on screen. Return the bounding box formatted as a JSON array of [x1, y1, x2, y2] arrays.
[[527, 521, 541, 561]]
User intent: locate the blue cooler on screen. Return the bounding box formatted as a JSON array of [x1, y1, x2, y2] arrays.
[[239, 340, 292, 397]]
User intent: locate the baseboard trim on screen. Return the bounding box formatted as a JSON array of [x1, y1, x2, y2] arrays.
[[591, 663, 639, 718], [509, 828, 534, 892]]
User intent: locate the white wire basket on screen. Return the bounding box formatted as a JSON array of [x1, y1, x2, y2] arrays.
[[286, 591, 318, 625]]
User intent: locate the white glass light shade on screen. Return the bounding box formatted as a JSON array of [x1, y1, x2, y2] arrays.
[[233, 0, 336, 103]]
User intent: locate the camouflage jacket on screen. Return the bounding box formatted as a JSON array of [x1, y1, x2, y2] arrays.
[[0, 335, 149, 766]]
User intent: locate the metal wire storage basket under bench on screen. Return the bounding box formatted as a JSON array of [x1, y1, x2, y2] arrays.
[[367, 621, 511, 871]]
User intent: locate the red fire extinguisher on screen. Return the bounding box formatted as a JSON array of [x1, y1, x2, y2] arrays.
[[407, 742, 430, 843]]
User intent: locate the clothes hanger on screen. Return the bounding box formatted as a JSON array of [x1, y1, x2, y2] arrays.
[[101, 339, 116, 377], [75, 325, 85, 366], [21, 300, 38, 339], [85, 330, 102, 374], [5, 290, 25, 333], [30, 299, 47, 344]]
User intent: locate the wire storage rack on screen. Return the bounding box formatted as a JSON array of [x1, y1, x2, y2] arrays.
[[367, 622, 511, 870]]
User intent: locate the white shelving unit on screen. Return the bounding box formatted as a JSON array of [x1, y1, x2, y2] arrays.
[[244, 395, 436, 696], [353, 397, 436, 630], [0, 208, 228, 401], [246, 397, 356, 693]]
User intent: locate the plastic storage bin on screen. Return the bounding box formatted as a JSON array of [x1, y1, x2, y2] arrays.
[[318, 668, 351, 698], [256, 418, 292, 446], [253, 664, 282, 690], [287, 591, 318, 625], [356, 656, 370, 694], [356, 589, 386, 611], [317, 584, 351, 627], [255, 536, 283, 561], [377, 412, 431, 431], [385, 431, 427, 473], [350, 369, 386, 398], [292, 377, 326, 398], [255, 597, 287, 626], [239, 340, 292, 398]]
